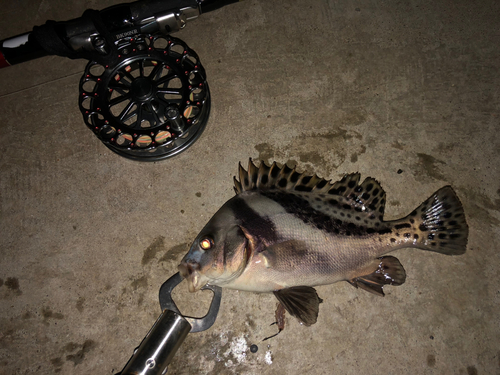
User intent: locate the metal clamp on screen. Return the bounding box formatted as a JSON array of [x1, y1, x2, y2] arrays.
[[119, 272, 222, 374], [159, 272, 222, 332]]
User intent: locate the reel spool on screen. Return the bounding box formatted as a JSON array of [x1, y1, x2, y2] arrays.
[[79, 35, 210, 161]]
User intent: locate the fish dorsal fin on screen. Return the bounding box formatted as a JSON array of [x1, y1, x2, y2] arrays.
[[234, 159, 334, 194], [325, 173, 386, 214], [233, 159, 387, 215]]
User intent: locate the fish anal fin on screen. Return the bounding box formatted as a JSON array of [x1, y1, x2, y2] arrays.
[[349, 256, 406, 297], [273, 286, 321, 326]]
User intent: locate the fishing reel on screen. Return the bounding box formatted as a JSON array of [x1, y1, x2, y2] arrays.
[[79, 34, 210, 160], [0, 0, 235, 160]]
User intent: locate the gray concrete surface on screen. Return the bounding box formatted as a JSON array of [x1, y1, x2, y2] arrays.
[[1, 0, 499, 374]]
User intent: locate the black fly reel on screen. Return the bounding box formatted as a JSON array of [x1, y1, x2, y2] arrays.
[[78, 35, 210, 161]]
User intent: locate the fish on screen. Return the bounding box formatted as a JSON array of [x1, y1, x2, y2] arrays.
[[178, 160, 468, 328]]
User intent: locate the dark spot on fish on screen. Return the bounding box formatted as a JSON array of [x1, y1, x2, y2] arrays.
[[340, 212, 345, 217], [390, 238, 396, 243], [439, 242, 448, 247], [421, 206, 427, 213], [362, 193, 370, 200], [328, 199, 338, 205], [404, 233, 411, 238], [431, 242, 436, 246], [348, 180, 356, 188], [373, 188, 380, 196], [317, 180, 327, 189], [467, 365, 478, 375], [378, 206, 384, 213], [296, 185, 313, 192], [438, 233, 447, 239], [338, 186, 347, 193], [410, 210, 417, 216], [409, 219, 415, 224], [342, 204, 351, 210], [450, 233, 460, 239], [261, 174, 269, 184], [366, 183, 373, 192], [427, 354, 436, 367], [302, 176, 312, 184], [419, 224, 428, 231], [346, 231, 351, 236], [375, 222, 380, 227], [291, 172, 300, 183], [355, 216, 361, 221], [244, 177, 249, 186], [278, 178, 287, 187], [428, 233, 435, 240], [449, 220, 457, 226], [395, 223, 412, 230], [347, 214, 351, 218], [367, 228, 375, 234], [355, 186, 363, 192], [378, 228, 392, 235], [271, 166, 280, 178], [414, 234, 419, 239]]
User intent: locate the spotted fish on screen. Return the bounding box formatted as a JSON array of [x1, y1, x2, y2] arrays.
[[178, 160, 468, 327]]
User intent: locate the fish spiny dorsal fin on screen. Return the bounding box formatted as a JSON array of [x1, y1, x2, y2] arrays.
[[233, 160, 387, 215], [233, 159, 335, 194]]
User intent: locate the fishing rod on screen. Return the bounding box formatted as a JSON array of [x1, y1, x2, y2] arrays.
[[0, 0, 240, 160]]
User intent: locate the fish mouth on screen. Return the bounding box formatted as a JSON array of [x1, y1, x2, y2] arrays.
[[178, 261, 205, 292]]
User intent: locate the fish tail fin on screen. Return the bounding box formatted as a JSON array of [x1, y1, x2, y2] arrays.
[[398, 186, 468, 255]]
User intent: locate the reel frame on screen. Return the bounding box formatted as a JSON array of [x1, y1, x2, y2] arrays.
[[78, 34, 210, 161]]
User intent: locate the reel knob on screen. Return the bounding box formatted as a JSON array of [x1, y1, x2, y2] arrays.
[[78, 35, 210, 161]]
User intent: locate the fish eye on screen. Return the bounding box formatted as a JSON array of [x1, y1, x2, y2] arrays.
[[199, 236, 214, 250]]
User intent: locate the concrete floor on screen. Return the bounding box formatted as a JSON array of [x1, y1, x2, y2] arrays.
[[1, 0, 499, 374]]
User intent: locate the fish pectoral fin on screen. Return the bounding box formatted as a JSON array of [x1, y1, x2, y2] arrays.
[[349, 256, 407, 297], [273, 286, 322, 326]]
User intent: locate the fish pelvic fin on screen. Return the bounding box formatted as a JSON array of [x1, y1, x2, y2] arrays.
[[393, 186, 468, 255], [349, 256, 406, 297], [273, 286, 322, 326]]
